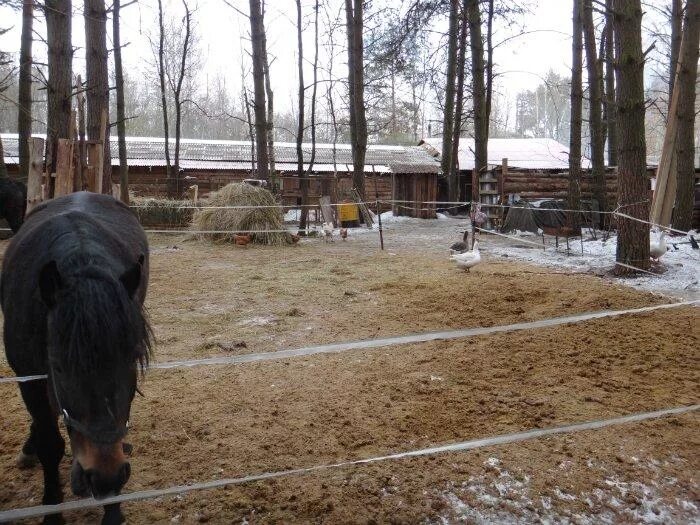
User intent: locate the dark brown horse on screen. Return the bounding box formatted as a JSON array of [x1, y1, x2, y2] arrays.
[[0, 177, 27, 233], [2, 192, 152, 525]]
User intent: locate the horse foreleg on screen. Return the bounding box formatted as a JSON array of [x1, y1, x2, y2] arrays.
[[19, 381, 66, 524], [17, 423, 39, 469], [102, 503, 125, 525]]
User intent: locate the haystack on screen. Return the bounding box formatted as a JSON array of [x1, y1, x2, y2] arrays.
[[191, 183, 292, 245]]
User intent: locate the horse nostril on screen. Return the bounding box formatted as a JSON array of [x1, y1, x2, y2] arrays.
[[119, 462, 131, 486]]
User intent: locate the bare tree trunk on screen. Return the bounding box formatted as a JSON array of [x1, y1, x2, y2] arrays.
[[0, 137, 7, 179], [18, 0, 33, 182], [441, 0, 459, 198], [449, 0, 468, 203], [582, 0, 605, 214], [568, 0, 583, 224], [613, 0, 649, 273], [485, 0, 494, 139], [85, 0, 111, 194], [669, 0, 683, 110], [249, 0, 270, 181], [113, 0, 129, 204], [156, 0, 172, 195], [673, 0, 700, 231], [45, 0, 73, 196], [261, 1, 276, 189], [296, 0, 308, 231], [345, 0, 367, 199], [308, 0, 319, 177], [172, 0, 192, 199], [467, 0, 487, 200], [604, 0, 617, 166]]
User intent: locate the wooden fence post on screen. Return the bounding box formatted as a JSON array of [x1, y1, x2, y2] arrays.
[[26, 137, 45, 214], [54, 139, 74, 197]]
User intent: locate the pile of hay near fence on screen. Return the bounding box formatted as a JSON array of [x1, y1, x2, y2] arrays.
[[131, 197, 195, 229], [191, 183, 292, 245]]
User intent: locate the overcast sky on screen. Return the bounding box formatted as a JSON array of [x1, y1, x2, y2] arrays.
[[1, 0, 667, 132]]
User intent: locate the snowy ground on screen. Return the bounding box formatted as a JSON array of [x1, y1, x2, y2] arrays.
[[485, 229, 700, 301], [325, 212, 700, 301]]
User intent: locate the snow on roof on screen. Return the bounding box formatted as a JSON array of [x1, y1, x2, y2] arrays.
[[420, 137, 591, 170], [0, 134, 439, 173]]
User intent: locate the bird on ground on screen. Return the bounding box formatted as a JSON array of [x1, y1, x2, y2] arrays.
[[450, 230, 470, 254], [649, 231, 668, 262], [322, 222, 334, 242], [340, 228, 348, 240], [450, 241, 481, 272], [233, 234, 251, 247]]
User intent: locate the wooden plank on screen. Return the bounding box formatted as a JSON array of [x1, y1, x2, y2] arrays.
[[86, 143, 100, 192], [54, 139, 74, 197], [319, 195, 335, 225], [26, 137, 45, 214]]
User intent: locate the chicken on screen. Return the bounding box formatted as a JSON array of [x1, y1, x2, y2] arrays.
[[233, 234, 251, 247], [290, 234, 300, 244], [340, 228, 348, 240], [449, 241, 481, 272]]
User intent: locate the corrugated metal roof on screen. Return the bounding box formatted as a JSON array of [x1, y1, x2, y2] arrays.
[[419, 137, 591, 170], [1, 134, 439, 173]]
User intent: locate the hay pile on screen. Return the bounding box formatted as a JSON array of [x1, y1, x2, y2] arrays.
[[191, 183, 292, 245], [132, 197, 194, 229]]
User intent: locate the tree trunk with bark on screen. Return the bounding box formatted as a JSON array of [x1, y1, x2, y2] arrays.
[[604, 0, 617, 166], [613, 0, 649, 273], [582, 0, 605, 214], [673, 0, 700, 231], [45, 0, 73, 195], [84, 0, 111, 194], [467, 0, 487, 200], [296, 0, 308, 231], [441, 0, 459, 200], [345, 0, 367, 199], [449, 0, 468, 203], [261, 1, 276, 190], [156, 0, 172, 194], [113, 0, 129, 203], [249, 0, 270, 181], [171, 0, 192, 199], [669, 0, 683, 109], [18, 0, 33, 182], [0, 137, 7, 179]]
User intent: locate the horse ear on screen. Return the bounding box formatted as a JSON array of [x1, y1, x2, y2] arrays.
[[120, 255, 144, 298], [39, 260, 63, 308]]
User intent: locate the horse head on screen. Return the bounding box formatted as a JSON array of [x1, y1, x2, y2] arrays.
[[39, 256, 151, 499]]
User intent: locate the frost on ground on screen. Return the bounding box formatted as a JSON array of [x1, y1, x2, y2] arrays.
[[434, 457, 699, 525], [485, 230, 700, 300]]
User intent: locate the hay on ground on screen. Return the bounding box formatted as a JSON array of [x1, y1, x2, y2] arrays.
[[191, 183, 292, 245]]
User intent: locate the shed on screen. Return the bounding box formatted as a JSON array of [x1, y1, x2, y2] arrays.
[[390, 162, 440, 219]]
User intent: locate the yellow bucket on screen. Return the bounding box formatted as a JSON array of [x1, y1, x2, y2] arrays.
[[338, 202, 359, 223]]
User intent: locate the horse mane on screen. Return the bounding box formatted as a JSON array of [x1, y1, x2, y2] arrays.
[[50, 262, 153, 378]]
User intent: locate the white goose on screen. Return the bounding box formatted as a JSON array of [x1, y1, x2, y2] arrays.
[[650, 231, 667, 262], [450, 240, 481, 272]]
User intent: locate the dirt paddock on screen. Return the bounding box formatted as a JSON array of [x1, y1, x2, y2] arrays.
[[0, 227, 698, 524]]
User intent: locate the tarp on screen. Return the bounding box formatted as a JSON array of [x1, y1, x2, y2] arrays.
[[502, 199, 601, 233]]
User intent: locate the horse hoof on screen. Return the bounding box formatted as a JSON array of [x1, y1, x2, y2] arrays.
[[17, 451, 38, 469], [42, 514, 65, 525]]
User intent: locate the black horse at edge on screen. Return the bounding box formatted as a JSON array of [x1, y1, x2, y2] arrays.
[[1, 192, 153, 525], [0, 177, 28, 234]]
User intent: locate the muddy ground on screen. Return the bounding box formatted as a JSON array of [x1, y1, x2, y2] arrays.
[[0, 225, 698, 524]]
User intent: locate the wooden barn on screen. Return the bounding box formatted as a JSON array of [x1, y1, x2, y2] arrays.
[[1, 134, 440, 218]]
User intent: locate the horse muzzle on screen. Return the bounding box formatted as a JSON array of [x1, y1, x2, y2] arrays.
[[71, 458, 131, 499]]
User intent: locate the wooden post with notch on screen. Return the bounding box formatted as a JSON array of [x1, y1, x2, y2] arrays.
[[26, 137, 45, 214], [54, 139, 74, 197]]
